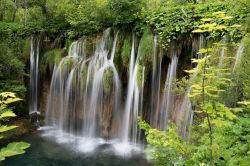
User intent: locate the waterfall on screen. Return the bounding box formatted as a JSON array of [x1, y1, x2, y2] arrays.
[[42, 29, 216, 154], [45, 29, 121, 139], [158, 52, 178, 130], [29, 36, 40, 115], [121, 34, 143, 143], [179, 34, 204, 138], [150, 35, 162, 127], [233, 45, 244, 71], [83, 29, 121, 138], [45, 40, 85, 133], [219, 36, 226, 66]]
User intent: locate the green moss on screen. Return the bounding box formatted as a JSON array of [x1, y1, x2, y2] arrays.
[[103, 68, 113, 95], [85, 36, 96, 58], [63, 57, 75, 69], [121, 37, 132, 71], [140, 28, 154, 66], [137, 64, 144, 89], [21, 38, 31, 62], [81, 65, 88, 91], [40, 49, 65, 73]]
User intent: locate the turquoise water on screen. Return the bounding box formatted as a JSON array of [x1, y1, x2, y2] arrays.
[[2, 131, 151, 166]]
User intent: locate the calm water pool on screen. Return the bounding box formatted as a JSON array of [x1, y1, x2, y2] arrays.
[[2, 130, 152, 166]]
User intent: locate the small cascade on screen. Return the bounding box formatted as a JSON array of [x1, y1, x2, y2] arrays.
[[29, 36, 40, 115], [179, 34, 204, 137], [150, 35, 162, 127], [219, 36, 226, 66], [158, 52, 179, 130], [121, 34, 143, 143], [233, 45, 244, 71]]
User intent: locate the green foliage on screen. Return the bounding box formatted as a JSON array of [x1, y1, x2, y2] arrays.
[[0, 92, 30, 161], [0, 81, 26, 99], [0, 36, 27, 102], [138, 117, 192, 166], [145, 2, 247, 48], [0, 40, 25, 80], [108, 0, 145, 25]]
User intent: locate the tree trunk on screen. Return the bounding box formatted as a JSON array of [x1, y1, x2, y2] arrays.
[[12, 0, 17, 22]]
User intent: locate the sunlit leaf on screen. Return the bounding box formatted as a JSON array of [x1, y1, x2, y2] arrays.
[[0, 142, 30, 161], [0, 92, 16, 98], [0, 111, 16, 119], [0, 125, 18, 133], [201, 18, 213, 22], [3, 98, 22, 104]]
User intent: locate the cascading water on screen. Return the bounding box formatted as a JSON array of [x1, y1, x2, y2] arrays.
[[45, 40, 86, 133], [29, 36, 40, 115], [219, 36, 226, 66], [233, 45, 244, 71], [121, 34, 144, 143], [82, 29, 121, 138], [40, 28, 218, 157], [45, 29, 121, 139], [150, 35, 162, 127], [158, 52, 178, 130], [179, 35, 204, 138]]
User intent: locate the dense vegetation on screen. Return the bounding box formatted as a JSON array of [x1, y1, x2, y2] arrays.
[[0, 0, 249, 165]]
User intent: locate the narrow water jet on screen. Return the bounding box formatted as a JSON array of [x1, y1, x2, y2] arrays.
[[219, 36, 226, 66], [29, 36, 40, 115], [233, 45, 244, 71], [150, 35, 162, 127], [121, 34, 143, 143], [158, 52, 178, 130]]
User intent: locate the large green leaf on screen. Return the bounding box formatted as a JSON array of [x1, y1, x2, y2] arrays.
[[0, 142, 30, 161], [3, 98, 22, 105], [0, 111, 16, 119], [0, 125, 18, 133]]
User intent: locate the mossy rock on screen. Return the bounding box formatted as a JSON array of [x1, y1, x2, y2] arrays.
[[81, 65, 88, 91], [103, 68, 113, 95], [137, 64, 144, 89], [140, 28, 154, 66], [62, 57, 76, 69], [85, 36, 96, 58], [121, 37, 132, 73]]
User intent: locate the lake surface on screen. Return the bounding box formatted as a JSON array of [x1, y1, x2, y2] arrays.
[[2, 129, 152, 166]]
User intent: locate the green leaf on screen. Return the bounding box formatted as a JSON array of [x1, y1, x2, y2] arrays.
[[0, 111, 16, 119], [3, 98, 22, 104], [0, 125, 18, 133], [192, 29, 207, 33], [0, 92, 16, 98], [0, 142, 30, 161]]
